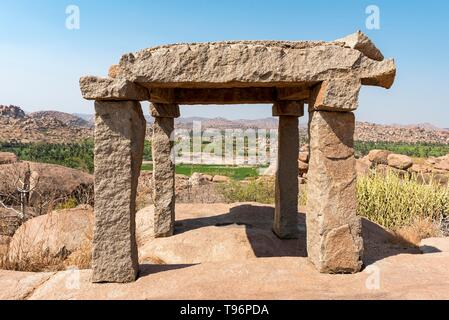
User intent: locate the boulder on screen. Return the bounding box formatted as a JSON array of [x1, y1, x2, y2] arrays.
[[356, 156, 372, 176], [203, 174, 213, 182], [410, 163, 432, 173], [0, 152, 18, 165], [212, 175, 230, 183], [387, 154, 413, 170], [434, 159, 449, 171], [0, 162, 93, 212], [189, 172, 209, 186], [7, 207, 93, 264], [368, 149, 391, 165]]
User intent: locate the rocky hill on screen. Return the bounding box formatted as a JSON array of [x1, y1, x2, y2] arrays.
[[30, 111, 92, 128], [0, 105, 92, 144], [174, 117, 449, 144], [1, 105, 448, 144], [355, 121, 449, 144]]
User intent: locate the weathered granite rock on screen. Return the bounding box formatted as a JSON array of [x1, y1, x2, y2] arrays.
[[108, 65, 120, 78], [7, 207, 93, 264], [273, 114, 299, 239], [434, 158, 449, 171], [309, 78, 361, 111], [335, 30, 384, 61], [151, 104, 178, 238], [189, 172, 209, 186], [368, 149, 391, 165], [387, 154, 413, 170], [307, 110, 363, 273], [112, 33, 395, 100], [420, 237, 449, 253], [80, 77, 149, 101], [272, 101, 304, 117], [356, 156, 372, 176], [0, 152, 18, 165], [92, 101, 146, 283], [150, 103, 180, 118]]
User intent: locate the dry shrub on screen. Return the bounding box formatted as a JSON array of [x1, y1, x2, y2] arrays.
[[1, 206, 93, 272], [63, 240, 92, 270], [0, 246, 66, 272], [357, 170, 449, 230], [219, 177, 275, 204], [219, 177, 307, 206]]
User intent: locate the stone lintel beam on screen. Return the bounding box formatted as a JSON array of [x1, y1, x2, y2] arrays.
[[359, 58, 396, 89], [148, 87, 311, 105], [309, 79, 361, 112], [276, 87, 311, 101], [272, 101, 305, 117], [113, 34, 395, 92], [150, 103, 180, 118], [272, 101, 302, 239], [80, 76, 150, 101], [307, 110, 363, 273], [92, 100, 146, 283]]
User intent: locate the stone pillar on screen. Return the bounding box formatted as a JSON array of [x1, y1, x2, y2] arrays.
[[92, 101, 146, 283], [306, 110, 363, 273], [272, 101, 304, 239], [150, 103, 180, 237]]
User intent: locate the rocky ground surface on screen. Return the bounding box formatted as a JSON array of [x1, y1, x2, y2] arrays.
[[1, 203, 449, 300]]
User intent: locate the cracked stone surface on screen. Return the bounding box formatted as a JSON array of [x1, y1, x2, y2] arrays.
[[307, 111, 363, 273], [80, 31, 396, 112], [92, 101, 146, 283], [3, 252, 449, 300], [3, 204, 449, 300]]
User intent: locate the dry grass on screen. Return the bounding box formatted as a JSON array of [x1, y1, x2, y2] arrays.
[[0, 206, 93, 272], [219, 177, 275, 204], [63, 240, 92, 270], [219, 171, 448, 239], [357, 170, 449, 230]]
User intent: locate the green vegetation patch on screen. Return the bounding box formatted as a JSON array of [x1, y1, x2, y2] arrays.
[[142, 163, 264, 180], [355, 141, 449, 158]]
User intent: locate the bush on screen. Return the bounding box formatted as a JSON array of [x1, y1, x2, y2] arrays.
[[219, 172, 449, 233], [219, 177, 307, 206], [219, 178, 275, 204], [357, 171, 449, 229]]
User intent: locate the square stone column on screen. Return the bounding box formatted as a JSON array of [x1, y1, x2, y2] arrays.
[[306, 110, 363, 273], [92, 101, 146, 283], [150, 103, 180, 237], [272, 101, 304, 239]]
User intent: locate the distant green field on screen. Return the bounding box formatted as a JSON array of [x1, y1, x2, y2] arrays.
[[355, 141, 449, 158], [141, 163, 265, 180]]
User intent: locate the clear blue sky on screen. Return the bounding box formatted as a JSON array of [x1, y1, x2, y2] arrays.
[[0, 0, 448, 127]]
